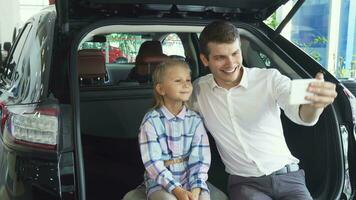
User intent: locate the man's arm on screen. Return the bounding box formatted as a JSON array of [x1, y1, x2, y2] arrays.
[[299, 72, 337, 123]]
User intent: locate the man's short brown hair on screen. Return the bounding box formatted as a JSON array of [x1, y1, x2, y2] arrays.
[[199, 21, 240, 58]]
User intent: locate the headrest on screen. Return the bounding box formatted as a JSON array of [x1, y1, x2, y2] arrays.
[[136, 41, 166, 64], [137, 41, 163, 55], [78, 49, 103, 56], [130, 55, 168, 83], [141, 55, 169, 64], [77, 49, 106, 78], [126, 41, 167, 83]]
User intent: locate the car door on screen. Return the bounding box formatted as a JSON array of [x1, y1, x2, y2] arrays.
[[260, 1, 356, 199]]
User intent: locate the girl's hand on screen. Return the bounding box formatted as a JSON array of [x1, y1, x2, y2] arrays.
[[172, 187, 194, 200], [191, 188, 201, 200]]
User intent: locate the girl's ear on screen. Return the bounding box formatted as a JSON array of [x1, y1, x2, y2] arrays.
[[155, 83, 165, 96]]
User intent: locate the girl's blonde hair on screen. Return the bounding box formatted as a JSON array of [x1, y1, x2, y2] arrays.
[[152, 59, 191, 109]]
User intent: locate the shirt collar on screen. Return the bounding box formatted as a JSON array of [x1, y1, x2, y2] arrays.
[[239, 67, 248, 88], [208, 66, 249, 90], [160, 105, 187, 120]]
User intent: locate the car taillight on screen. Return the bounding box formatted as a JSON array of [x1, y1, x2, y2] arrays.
[[3, 105, 59, 150]]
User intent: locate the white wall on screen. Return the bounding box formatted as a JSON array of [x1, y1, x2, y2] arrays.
[[0, 0, 20, 44], [19, 0, 49, 24], [0, 0, 48, 45]]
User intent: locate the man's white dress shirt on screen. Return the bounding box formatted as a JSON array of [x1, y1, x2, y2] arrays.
[[190, 67, 318, 177]]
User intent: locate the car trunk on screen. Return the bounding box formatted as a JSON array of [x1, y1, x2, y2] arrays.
[[75, 27, 345, 200], [77, 83, 343, 200], [56, 0, 354, 199]]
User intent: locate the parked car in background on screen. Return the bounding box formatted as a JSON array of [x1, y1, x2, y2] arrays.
[[103, 45, 126, 63], [0, 0, 355, 200]]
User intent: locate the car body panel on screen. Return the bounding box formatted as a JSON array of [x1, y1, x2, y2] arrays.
[[55, 0, 290, 25], [0, 7, 76, 200]]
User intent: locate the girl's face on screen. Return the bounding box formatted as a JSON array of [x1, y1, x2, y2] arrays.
[[156, 65, 192, 106]]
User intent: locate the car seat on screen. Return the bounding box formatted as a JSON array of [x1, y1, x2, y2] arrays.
[[126, 41, 168, 83], [77, 49, 106, 86]]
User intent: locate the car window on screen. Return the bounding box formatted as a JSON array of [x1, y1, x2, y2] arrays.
[[79, 33, 147, 64], [22, 13, 54, 101], [3, 23, 32, 82], [78, 32, 191, 87], [1, 11, 54, 102], [275, 0, 356, 80], [162, 33, 185, 58]]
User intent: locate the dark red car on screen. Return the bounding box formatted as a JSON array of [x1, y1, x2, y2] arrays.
[[102, 46, 126, 63]]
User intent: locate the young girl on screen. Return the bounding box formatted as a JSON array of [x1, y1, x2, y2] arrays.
[[139, 59, 211, 200]]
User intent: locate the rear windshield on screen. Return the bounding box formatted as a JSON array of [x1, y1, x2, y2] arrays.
[[77, 32, 186, 87]]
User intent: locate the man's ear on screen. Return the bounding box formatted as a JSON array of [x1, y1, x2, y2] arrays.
[[155, 83, 165, 96], [199, 53, 209, 68]]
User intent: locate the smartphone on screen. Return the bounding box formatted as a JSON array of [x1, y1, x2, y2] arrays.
[[289, 79, 320, 105]]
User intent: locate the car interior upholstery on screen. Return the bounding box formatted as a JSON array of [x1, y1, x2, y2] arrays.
[[79, 27, 339, 199], [77, 49, 107, 86], [126, 40, 168, 84]]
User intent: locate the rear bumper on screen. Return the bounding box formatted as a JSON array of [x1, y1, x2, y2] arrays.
[[0, 142, 60, 200]]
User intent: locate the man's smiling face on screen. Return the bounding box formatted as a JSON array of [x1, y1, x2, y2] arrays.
[[200, 39, 243, 89]]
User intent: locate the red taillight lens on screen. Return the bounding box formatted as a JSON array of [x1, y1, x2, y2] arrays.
[[0, 103, 8, 131], [3, 104, 59, 150]]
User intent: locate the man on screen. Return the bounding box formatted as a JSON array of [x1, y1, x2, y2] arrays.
[[190, 20, 337, 200]]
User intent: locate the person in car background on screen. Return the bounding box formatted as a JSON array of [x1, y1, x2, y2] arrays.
[[189, 20, 337, 200]]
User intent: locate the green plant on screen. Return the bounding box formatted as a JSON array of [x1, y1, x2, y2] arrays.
[[336, 56, 346, 78], [81, 42, 104, 49], [264, 12, 279, 30], [294, 36, 327, 61], [106, 33, 145, 57]]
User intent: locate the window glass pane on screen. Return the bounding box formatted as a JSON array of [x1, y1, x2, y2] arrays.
[[77, 32, 189, 87], [280, 0, 330, 68], [277, 0, 355, 80], [79, 33, 147, 64], [264, 1, 294, 30], [337, 0, 356, 79], [4, 24, 32, 80], [264, 12, 280, 30], [162, 33, 185, 57]]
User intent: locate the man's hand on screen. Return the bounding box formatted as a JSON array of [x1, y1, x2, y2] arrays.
[[191, 188, 201, 200], [172, 187, 194, 200], [305, 72, 337, 108], [299, 72, 337, 123]]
